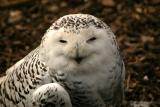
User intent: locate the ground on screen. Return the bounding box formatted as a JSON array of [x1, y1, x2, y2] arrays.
[[0, 0, 159, 107]]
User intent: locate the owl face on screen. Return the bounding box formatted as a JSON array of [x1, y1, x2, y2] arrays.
[[40, 14, 117, 72]]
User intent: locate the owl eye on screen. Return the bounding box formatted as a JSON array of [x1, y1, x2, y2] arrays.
[[87, 37, 97, 43], [59, 40, 67, 43]]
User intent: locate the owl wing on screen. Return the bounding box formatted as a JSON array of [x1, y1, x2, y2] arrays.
[[32, 83, 72, 107], [0, 47, 53, 107]]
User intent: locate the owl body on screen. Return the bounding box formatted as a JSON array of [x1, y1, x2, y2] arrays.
[[0, 14, 125, 107], [0, 48, 50, 107]]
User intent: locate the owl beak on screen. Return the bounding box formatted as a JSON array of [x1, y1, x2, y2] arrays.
[[74, 56, 84, 64], [73, 43, 84, 64]]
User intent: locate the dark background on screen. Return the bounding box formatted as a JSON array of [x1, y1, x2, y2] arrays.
[[0, 0, 159, 106]]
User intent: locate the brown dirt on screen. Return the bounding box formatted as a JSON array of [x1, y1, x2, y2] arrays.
[[0, 0, 159, 106]]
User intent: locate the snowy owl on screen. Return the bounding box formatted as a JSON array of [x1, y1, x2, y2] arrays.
[[0, 14, 125, 107]]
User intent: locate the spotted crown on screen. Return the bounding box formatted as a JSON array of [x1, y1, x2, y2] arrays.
[[48, 14, 108, 33]]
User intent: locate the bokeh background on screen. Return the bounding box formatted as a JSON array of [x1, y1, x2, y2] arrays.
[[0, 0, 159, 106]]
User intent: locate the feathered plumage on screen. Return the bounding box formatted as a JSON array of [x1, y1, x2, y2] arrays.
[[0, 14, 125, 107]]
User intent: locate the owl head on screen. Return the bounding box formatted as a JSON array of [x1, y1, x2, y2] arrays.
[[39, 14, 120, 72]]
